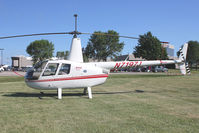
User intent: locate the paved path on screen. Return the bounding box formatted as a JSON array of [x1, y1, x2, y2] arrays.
[[0, 71, 26, 77]]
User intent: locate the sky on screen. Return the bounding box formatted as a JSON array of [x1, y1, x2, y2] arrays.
[[0, 0, 199, 65]]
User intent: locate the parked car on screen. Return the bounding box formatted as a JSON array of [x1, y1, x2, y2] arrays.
[[141, 66, 151, 72], [2, 65, 11, 71], [0, 66, 4, 72], [6, 66, 12, 71], [131, 67, 141, 72], [152, 66, 168, 72], [22, 67, 32, 72]]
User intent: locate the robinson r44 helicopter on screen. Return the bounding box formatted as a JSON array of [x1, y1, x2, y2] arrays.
[[0, 14, 190, 99]]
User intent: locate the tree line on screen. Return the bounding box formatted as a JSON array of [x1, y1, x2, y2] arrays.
[[26, 31, 199, 70]]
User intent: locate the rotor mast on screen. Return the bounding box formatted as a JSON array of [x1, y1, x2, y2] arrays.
[[68, 14, 83, 62], [73, 14, 78, 38]]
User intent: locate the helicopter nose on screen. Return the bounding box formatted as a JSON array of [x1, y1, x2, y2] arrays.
[[25, 78, 40, 89]]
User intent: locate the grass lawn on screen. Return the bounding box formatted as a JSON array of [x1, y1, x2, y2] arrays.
[[0, 72, 199, 133]]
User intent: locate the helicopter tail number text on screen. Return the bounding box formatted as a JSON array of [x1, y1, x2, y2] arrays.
[[114, 61, 142, 69]]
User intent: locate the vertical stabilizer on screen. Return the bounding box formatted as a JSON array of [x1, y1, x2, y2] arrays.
[[178, 43, 190, 75], [179, 43, 188, 61], [68, 38, 83, 62]]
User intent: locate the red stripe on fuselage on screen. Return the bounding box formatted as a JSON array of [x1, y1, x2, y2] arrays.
[[27, 74, 109, 82]]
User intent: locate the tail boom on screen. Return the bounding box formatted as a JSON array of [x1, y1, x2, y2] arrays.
[[87, 43, 189, 75], [89, 60, 182, 71]]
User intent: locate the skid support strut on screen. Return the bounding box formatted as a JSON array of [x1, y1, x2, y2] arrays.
[[87, 87, 92, 99], [58, 88, 62, 99], [83, 87, 92, 99]]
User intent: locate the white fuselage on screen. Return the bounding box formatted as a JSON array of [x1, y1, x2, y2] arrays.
[[25, 60, 108, 90]]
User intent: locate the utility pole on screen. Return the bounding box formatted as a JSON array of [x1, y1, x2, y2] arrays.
[[0, 48, 4, 65]]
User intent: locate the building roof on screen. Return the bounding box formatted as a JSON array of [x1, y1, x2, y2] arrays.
[[13, 55, 32, 60]]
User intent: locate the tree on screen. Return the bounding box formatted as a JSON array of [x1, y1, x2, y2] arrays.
[[186, 41, 199, 69], [134, 32, 168, 60], [56, 51, 69, 59], [26, 39, 54, 64], [177, 41, 199, 69], [82, 48, 89, 62], [84, 30, 124, 61]]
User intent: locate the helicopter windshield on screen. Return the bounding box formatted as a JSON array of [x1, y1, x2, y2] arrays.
[[25, 61, 47, 80]]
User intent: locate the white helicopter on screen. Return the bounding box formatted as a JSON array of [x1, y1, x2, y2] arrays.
[[0, 14, 190, 99]]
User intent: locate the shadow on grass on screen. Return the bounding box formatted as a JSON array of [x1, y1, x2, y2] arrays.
[[3, 89, 146, 99], [3, 92, 83, 99], [94, 90, 145, 95]]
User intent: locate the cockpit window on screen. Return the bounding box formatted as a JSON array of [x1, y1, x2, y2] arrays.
[[43, 63, 59, 76], [34, 61, 47, 73], [58, 64, 71, 75], [25, 61, 47, 80]]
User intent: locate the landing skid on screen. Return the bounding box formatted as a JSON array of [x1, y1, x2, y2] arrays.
[[56, 87, 93, 99]]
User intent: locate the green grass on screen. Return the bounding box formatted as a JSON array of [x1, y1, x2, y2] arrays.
[[0, 76, 24, 83], [0, 73, 199, 133]]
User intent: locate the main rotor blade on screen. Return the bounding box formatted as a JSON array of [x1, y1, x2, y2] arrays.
[[81, 32, 169, 43], [0, 31, 169, 43], [81, 32, 139, 39], [0, 32, 71, 39]]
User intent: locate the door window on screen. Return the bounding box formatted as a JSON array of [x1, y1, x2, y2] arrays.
[[43, 63, 59, 76], [58, 64, 71, 75]]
